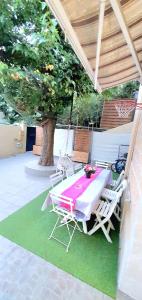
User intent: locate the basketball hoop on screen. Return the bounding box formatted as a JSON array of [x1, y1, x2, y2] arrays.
[[115, 100, 142, 118]]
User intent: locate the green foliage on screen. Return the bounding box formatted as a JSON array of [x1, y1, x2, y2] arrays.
[[0, 75, 20, 123], [0, 95, 21, 123], [72, 94, 103, 126], [59, 93, 103, 126], [0, 0, 93, 123], [102, 81, 139, 100]]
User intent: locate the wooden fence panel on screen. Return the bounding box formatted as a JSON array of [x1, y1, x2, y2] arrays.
[[72, 129, 92, 163], [100, 99, 135, 129]]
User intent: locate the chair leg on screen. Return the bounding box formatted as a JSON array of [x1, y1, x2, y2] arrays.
[[101, 223, 112, 243], [82, 221, 88, 234], [107, 220, 115, 238], [88, 215, 112, 243], [74, 220, 82, 232], [60, 217, 82, 233], [66, 223, 77, 252], [114, 206, 121, 221], [48, 216, 60, 240], [49, 215, 82, 252], [96, 214, 112, 243], [109, 219, 115, 230], [49, 206, 54, 213]]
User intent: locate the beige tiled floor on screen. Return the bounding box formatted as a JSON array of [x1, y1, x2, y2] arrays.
[[0, 236, 113, 300]]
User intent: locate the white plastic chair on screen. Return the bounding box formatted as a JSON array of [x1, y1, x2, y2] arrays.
[[101, 179, 127, 221], [88, 190, 122, 242], [102, 179, 127, 198], [65, 167, 74, 178], [56, 154, 75, 176], [56, 159, 65, 175], [110, 170, 125, 190], [49, 171, 64, 213], [48, 192, 84, 252], [50, 171, 64, 188], [94, 161, 109, 169]]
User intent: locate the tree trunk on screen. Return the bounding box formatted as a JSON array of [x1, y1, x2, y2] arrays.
[[39, 118, 56, 166]]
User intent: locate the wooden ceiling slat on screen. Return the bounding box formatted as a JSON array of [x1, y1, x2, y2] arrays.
[[98, 64, 139, 79], [71, 0, 131, 27]]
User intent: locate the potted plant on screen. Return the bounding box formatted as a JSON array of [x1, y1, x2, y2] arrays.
[[84, 165, 96, 178]]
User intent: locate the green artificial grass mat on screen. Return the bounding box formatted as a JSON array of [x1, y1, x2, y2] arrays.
[[0, 190, 119, 299]]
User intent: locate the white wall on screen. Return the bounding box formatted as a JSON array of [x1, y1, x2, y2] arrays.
[[91, 132, 131, 163], [54, 128, 74, 156], [53, 128, 131, 163]]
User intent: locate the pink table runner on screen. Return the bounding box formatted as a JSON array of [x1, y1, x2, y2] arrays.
[[61, 167, 102, 211]]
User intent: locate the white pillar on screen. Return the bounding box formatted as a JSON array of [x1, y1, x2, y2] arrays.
[[125, 84, 142, 175], [94, 0, 105, 90]]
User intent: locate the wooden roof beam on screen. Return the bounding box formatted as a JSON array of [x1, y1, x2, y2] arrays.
[[95, 0, 105, 90], [110, 0, 142, 82], [46, 0, 102, 92]]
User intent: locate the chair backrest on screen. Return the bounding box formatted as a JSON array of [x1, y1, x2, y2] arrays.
[[50, 171, 63, 188], [94, 161, 109, 169], [107, 192, 121, 218], [57, 154, 73, 170], [115, 179, 127, 193], [97, 194, 118, 219], [101, 187, 124, 203], [56, 161, 65, 173], [66, 167, 74, 178], [101, 189, 122, 220], [50, 192, 74, 214], [113, 170, 125, 190], [98, 182, 127, 220]]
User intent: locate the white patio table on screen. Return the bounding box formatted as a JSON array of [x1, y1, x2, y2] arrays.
[[41, 168, 112, 233]]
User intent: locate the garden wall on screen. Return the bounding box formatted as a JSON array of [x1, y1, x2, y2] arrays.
[[53, 128, 131, 163], [0, 125, 26, 157], [33, 126, 131, 163], [91, 131, 130, 163], [0, 124, 131, 163]]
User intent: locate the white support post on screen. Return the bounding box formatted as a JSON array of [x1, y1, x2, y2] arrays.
[[94, 0, 105, 90], [110, 0, 142, 81], [46, 0, 102, 92], [125, 84, 142, 175]]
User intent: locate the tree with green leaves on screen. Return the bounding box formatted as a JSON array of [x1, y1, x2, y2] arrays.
[[59, 93, 103, 127], [0, 93, 21, 124], [0, 0, 93, 165]]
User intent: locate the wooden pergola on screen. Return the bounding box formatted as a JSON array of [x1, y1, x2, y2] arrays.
[[46, 0, 142, 92]]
